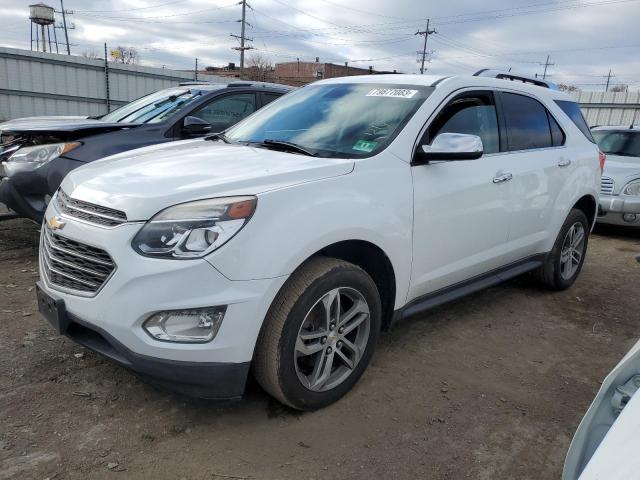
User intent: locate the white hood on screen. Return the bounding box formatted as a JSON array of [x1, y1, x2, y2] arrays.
[[61, 139, 354, 220]]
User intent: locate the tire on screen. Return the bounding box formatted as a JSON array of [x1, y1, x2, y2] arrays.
[[253, 257, 381, 410], [534, 208, 590, 291]]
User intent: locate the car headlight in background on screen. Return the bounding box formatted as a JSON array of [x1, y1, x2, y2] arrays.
[[3, 142, 80, 176], [623, 180, 640, 196], [132, 196, 257, 259]]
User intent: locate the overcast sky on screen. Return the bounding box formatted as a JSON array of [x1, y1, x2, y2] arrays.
[[2, 0, 640, 90]]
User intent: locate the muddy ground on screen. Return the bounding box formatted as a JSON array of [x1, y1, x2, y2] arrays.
[[0, 217, 639, 480]]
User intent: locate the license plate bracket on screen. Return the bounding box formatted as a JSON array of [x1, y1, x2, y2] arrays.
[[36, 282, 70, 334]]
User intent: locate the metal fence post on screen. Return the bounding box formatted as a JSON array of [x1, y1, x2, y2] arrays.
[[104, 42, 111, 113]]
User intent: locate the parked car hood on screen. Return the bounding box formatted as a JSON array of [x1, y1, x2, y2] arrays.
[[602, 154, 640, 184], [61, 139, 355, 221], [0, 116, 137, 135]]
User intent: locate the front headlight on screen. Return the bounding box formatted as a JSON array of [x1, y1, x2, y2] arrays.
[[132, 196, 257, 259], [623, 180, 640, 196], [4, 142, 80, 175]]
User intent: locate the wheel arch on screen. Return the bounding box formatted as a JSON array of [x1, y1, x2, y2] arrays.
[[572, 194, 598, 229]]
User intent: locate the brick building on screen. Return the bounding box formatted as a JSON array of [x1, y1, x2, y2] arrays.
[[274, 59, 379, 86]]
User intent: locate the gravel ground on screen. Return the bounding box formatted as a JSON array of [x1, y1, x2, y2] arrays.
[[0, 217, 639, 480]]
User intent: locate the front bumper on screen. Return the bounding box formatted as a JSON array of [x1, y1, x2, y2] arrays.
[[36, 282, 250, 399], [597, 194, 640, 226], [0, 176, 47, 221], [37, 201, 288, 398]]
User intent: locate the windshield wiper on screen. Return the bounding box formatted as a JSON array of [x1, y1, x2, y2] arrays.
[[259, 139, 317, 157], [204, 132, 230, 143]]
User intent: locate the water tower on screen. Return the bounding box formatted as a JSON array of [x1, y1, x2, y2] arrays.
[[30, 3, 58, 53]]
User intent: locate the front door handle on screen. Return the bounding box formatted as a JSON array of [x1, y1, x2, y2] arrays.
[[558, 158, 572, 167], [493, 172, 513, 184]]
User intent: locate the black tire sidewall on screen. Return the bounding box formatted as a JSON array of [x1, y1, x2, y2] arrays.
[[551, 209, 590, 290], [277, 266, 381, 410]]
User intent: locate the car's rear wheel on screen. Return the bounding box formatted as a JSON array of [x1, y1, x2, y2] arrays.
[[253, 257, 381, 410], [534, 208, 590, 290]]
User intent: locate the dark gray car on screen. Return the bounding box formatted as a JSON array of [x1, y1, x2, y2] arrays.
[[0, 82, 291, 222]]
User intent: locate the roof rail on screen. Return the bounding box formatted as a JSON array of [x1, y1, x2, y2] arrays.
[[178, 81, 211, 86], [473, 69, 558, 90]]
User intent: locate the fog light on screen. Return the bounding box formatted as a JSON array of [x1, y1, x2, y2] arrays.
[[623, 213, 638, 223], [143, 307, 226, 343]]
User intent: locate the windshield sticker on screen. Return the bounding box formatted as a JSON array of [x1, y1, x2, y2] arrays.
[[353, 140, 378, 152], [366, 88, 418, 99]]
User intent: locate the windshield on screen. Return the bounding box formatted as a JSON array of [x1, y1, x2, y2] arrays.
[[100, 88, 201, 124], [225, 83, 433, 158], [593, 130, 640, 158]]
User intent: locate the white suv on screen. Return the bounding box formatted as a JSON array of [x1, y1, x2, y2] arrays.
[[36, 71, 601, 410]]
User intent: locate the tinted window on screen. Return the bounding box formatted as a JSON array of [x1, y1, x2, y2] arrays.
[[226, 84, 433, 158], [426, 93, 500, 154], [502, 93, 553, 151], [263, 93, 281, 106], [548, 112, 565, 147], [592, 130, 640, 157], [555, 100, 595, 143], [192, 93, 257, 132]]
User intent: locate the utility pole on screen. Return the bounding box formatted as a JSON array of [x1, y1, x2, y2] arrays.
[[416, 19, 436, 75], [56, 0, 73, 55], [195, 58, 198, 81], [604, 69, 614, 92], [541, 55, 555, 80], [231, 0, 253, 76], [104, 42, 111, 113]]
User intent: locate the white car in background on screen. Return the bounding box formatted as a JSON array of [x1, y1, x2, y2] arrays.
[[36, 71, 601, 410], [593, 126, 640, 227], [563, 339, 640, 480]]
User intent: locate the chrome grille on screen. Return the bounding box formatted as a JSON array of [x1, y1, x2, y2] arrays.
[[55, 189, 127, 227], [601, 177, 615, 195], [41, 226, 116, 294]]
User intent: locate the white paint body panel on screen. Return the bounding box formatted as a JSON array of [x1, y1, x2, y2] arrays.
[[40, 74, 600, 366]]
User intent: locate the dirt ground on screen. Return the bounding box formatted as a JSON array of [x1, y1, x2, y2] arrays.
[[0, 218, 639, 480]]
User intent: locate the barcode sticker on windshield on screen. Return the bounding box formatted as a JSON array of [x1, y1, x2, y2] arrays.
[[366, 88, 418, 99]]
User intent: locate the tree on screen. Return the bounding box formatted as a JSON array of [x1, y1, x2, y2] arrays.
[[610, 84, 629, 93], [557, 83, 579, 93], [244, 53, 274, 82], [109, 46, 139, 64]]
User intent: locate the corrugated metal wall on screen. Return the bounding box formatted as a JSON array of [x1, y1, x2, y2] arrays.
[[0, 47, 227, 121], [573, 90, 640, 127]]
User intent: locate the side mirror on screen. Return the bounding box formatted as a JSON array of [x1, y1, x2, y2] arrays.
[[182, 116, 212, 136], [416, 133, 484, 163]]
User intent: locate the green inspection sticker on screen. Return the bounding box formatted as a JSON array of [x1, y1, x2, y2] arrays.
[[352, 140, 378, 152]]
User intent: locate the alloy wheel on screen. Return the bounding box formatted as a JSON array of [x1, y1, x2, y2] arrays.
[[560, 222, 586, 280], [294, 287, 371, 392]]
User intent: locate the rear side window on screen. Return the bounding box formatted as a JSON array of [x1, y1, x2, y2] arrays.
[[548, 113, 566, 147], [501, 92, 554, 151], [262, 93, 281, 106], [555, 100, 595, 143]]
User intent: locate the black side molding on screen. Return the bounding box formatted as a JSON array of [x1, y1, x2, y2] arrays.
[[392, 254, 547, 325]]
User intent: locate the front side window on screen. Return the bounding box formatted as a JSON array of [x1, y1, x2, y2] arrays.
[[191, 93, 257, 132], [501, 92, 554, 151], [100, 88, 201, 124], [593, 130, 640, 157], [225, 83, 433, 158], [424, 92, 500, 154]]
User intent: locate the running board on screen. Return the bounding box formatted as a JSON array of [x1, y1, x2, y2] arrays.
[[392, 255, 546, 324]]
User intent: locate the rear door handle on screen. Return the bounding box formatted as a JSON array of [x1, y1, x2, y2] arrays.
[[558, 158, 572, 167], [493, 172, 513, 184]]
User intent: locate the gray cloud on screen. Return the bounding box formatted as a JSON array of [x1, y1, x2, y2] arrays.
[[2, 0, 639, 89]]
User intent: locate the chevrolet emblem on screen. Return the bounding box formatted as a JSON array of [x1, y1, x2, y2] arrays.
[[48, 216, 66, 231]]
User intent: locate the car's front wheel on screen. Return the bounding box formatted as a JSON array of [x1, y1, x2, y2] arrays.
[[253, 257, 381, 410]]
